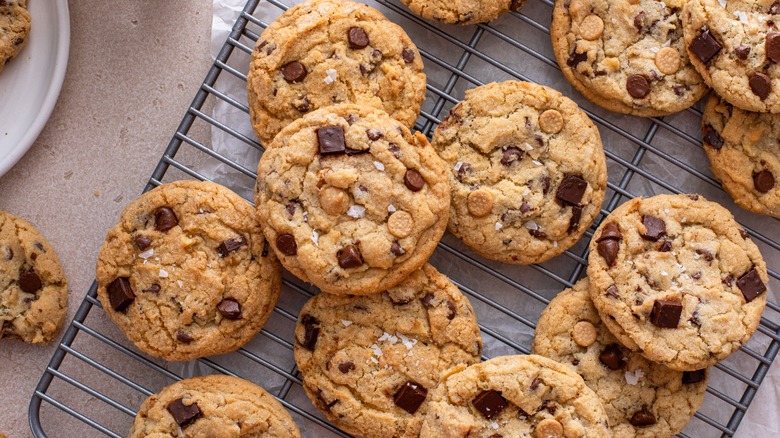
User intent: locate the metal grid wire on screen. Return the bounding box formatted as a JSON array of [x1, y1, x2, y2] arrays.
[[29, 0, 780, 436]]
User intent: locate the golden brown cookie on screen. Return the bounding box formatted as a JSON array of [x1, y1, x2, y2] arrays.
[[0, 0, 30, 73]]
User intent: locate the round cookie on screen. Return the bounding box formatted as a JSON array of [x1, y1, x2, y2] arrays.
[[96, 180, 282, 361], [432, 81, 607, 265], [683, 0, 780, 112], [420, 355, 611, 437], [533, 278, 708, 437], [293, 264, 482, 438], [552, 0, 707, 117], [587, 194, 768, 371], [128, 375, 300, 437], [399, 0, 525, 25], [247, 0, 426, 146], [1, 211, 67, 345], [702, 93, 780, 217], [255, 104, 450, 296], [0, 0, 30, 73]]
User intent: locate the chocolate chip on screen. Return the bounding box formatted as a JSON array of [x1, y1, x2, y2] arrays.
[[605, 285, 619, 298], [402, 48, 415, 63], [541, 175, 551, 194], [4, 246, 12, 260], [367, 129, 384, 141], [690, 310, 701, 326], [540, 400, 557, 414], [142, 284, 161, 294], [650, 300, 682, 328], [530, 378, 540, 390], [217, 298, 242, 320], [683, 369, 706, 384], [772, 1, 780, 14], [630, 408, 657, 427], [301, 314, 319, 350], [34, 242, 45, 252], [404, 169, 425, 191], [640, 215, 666, 241], [176, 330, 194, 343], [767, 33, 780, 63], [393, 381, 427, 414], [696, 249, 714, 262], [293, 96, 310, 113], [348, 27, 370, 49], [421, 293, 435, 308], [285, 201, 297, 216], [735, 44, 751, 60], [555, 174, 588, 206], [749, 72, 772, 100], [281, 61, 307, 83], [218, 236, 247, 257], [597, 239, 620, 267], [723, 274, 734, 286], [740, 228, 750, 239], [659, 240, 672, 252], [166, 398, 202, 428], [689, 30, 722, 63], [107, 277, 135, 312], [633, 12, 646, 31], [457, 163, 472, 181], [529, 229, 547, 239], [275, 233, 297, 256], [737, 268, 767, 302], [255, 40, 268, 53], [703, 124, 724, 149], [500, 146, 524, 166], [691, 272, 702, 280], [317, 126, 346, 155], [135, 235, 152, 250], [19, 270, 42, 294], [567, 206, 583, 232], [154, 207, 178, 231], [338, 361, 355, 373], [599, 343, 626, 370], [510, 0, 524, 10], [261, 240, 269, 257], [566, 50, 588, 67], [687, 194, 700, 201], [753, 169, 775, 193], [390, 241, 406, 256], [388, 143, 401, 158], [626, 75, 650, 98], [472, 390, 508, 420], [337, 245, 363, 268], [446, 301, 457, 320]]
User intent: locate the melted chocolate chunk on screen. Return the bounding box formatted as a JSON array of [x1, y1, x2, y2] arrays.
[[567, 50, 588, 67], [472, 390, 508, 420], [689, 30, 722, 63], [598, 222, 622, 241], [500, 146, 524, 166], [217, 236, 247, 257], [176, 331, 194, 343], [421, 292, 435, 308], [143, 284, 161, 294], [107, 277, 135, 312], [683, 369, 707, 384], [605, 285, 619, 298], [597, 239, 620, 267], [753, 169, 775, 193], [293, 97, 310, 113], [568, 205, 583, 232], [650, 300, 682, 328], [659, 240, 672, 252], [217, 298, 242, 320], [393, 381, 427, 414], [767, 33, 780, 63], [749, 72, 771, 100], [154, 207, 178, 231], [735, 44, 751, 60], [634, 12, 646, 31], [275, 233, 297, 256], [301, 314, 319, 350], [630, 408, 657, 427], [736, 268, 767, 302], [367, 129, 384, 141], [555, 174, 588, 206], [337, 245, 363, 268], [390, 241, 406, 256], [402, 48, 415, 63], [347, 27, 369, 49], [167, 398, 202, 428], [281, 61, 307, 83], [696, 249, 714, 262], [702, 124, 724, 149], [640, 215, 666, 241], [338, 361, 355, 373], [446, 300, 457, 320], [626, 75, 650, 98], [135, 235, 152, 250], [529, 229, 547, 239], [599, 343, 626, 370], [19, 270, 42, 294], [404, 169, 425, 191], [317, 126, 346, 155]]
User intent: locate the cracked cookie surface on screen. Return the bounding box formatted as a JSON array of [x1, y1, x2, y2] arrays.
[[255, 104, 450, 296], [533, 278, 708, 438], [247, 0, 426, 146], [702, 94, 780, 217], [293, 264, 482, 438], [0, 0, 30, 73], [420, 354, 610, 437], [96, 180, 281, 361], [432, 81, 607, 265], [587, 194, 768, 371], [399, 0, 524, 25], [553, 0, 707, 116], [129, 375, 300, 437], [1, 211, 67, 345]]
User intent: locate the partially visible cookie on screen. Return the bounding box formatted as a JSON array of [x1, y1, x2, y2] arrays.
[[294, 264, 482, 437], [432, 81, 607, 265], [0, 0, 30, 73], [399, 0, 525, 25], [702, 94, 779, 217], [256, 104, 450, 296], [587, 194, 768, 371], [128, 375, 301, 437], [247, 0, 426, 146], [96, 180, 282, 361], [1, 211, 67, 345], [420, 355, 611, 437], [553, 0, 707, 116], [533, 278, 708, 438]]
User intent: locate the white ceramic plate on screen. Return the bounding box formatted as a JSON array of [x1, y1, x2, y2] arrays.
[[0, 0, 70, 177]]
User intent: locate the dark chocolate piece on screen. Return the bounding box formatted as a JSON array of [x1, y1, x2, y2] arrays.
[[19, 270, 42, 294], [402, 48, 415, 63], [338, 361, 356, 373], [753, 169, 775, 193], [682, 369, 706, 384], [393, 381, 427, 414], [749, 72, 771, 100], [736, 268, 767, 302], [650, 300, 682, 328], [597, 239, 620, 267], [599, 343, 625, 370], [317, 126, 347, 155], [640, 215, 666, 241], [702, 124, 724, 149], [597, 222, 623, 241], [348, 27, 369, 49], [276, 233, 298, 256], [337, 245, 363, 268], [217, 236, 247, 257], [217, 298, 242, 320], [472, 390, 508, 420], [176, 331, 194, 343], [767, 33, 780, 63], [626, 75, 650, 98], [135, 235, 152, 250], [301, 314, 319, 350], [555, 174, 588, 206], [107, 277, 135, 312], [404, 169, 425, 192], [630, 408, 657, 427], [689, 30, 722, 63], [154, 207, 178, 231], [166, 398, 202, 428], [500, 146, 524, 166], [281, 61, 307, 83]]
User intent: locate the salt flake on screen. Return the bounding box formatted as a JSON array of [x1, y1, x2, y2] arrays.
[[524, 143, 534, 151], [532, 160, 543, 166], [454, 162, 463, 172], [495, 222, 503, 230], [341, 319, 353, 327], [388, 204, 397, 213], [177, 280, 183, 288], [347, 205, 366, 218], [324, 68, 338, 84], [312, 230, 319, 246], [625, 369, 645, 385], [138, 249, 154, 259], [159, 269, 169, 278], [524, 220, 540, 230], [373, 161, 385, 171]]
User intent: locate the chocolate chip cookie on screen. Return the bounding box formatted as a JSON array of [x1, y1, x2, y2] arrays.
[[96, 180, 282, 361], [553, 0, 707, 116], [683, 0, 780, 112], [247, 0, 426, 146], [399, 0, 525, 25], [702, 94, 779, 217], [432, 81, 607, 265], [0, 0, 30, 73], [129, 375, 300, 437], [533, 278, 708, 437], [294, 264, 482, 437], [587, 194, 768, 371], [255, 104, 450, 296], [1, 211, 67, 345], [420, 354, 611, 437]]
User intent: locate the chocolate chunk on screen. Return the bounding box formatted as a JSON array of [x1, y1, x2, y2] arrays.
[[421, 292, 435, 308], [541, 175, 551, 194], [540, 400, 557, 414], [293, 96, 310, 113], [529, 229, 547, 239], [338, 361, 355, 373], [388, 143, 401, 158], [740, 228, 750, 239], [659, 240, 672, 252], [154, 207, 178, 231], [634, 12, 646, 31], [19, 270, 42, 294], [275, 233, 297, 256], [736, 268, 767, 302], [393, 381, 427, 414], [630, 408, 657, 427], [317, 126, 346, 155], [135, 235, 152, 250], [568, 206, 583, 232], [772, 1, 780, 14], [167, 398, 202, 428], [337, 245, 363, 268], [281, 61, 307, 83], [753, 169, 775, 193], [691, 272, 702, 280], [735, 44, 751, 60], [500, 146, 524, 166], [367, 129, 383, 141], [217, 298, 242, 319], [689, 30, 722, 63], [687, 194, 700, 201], [650, 300, 682, 328], [457, 163, 472, 181], [626, 75, 650, 98], [390, 241, 406, 256], [640, 215, 666, 241], [107, 277, 135, 312], [261, 240, 269, 257], [142, 284, 161, 294], [599, 343, 625, 370], [683, 369, 706, 384], [285, 201, 297, 216], [446, 300, 457, 320], [597, 239, 620, 267], [690, 310, 701, 326], [402, 48, 415, 63], [695, 249, 714, 262], [4, 246, 13, 260], [555, 174, 588, 206], [176, 331, 194, 343], [530, 378, 540, 391], [723, 274, 734, 286], [749, 72, 771, 100], [472, 390, 508, 420], [217, 236, 247, 257], [566, 50, 588, 67], [510, 0, 524, 10], [767, 33, 780, 63], [703, 124, 724, 149], [348, 27, 369, 49], [605, 285, 619, 298], [301, 314, 319, 350]]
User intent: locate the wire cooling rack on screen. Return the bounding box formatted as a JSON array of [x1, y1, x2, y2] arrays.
[[29, 0, 780, 436]]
